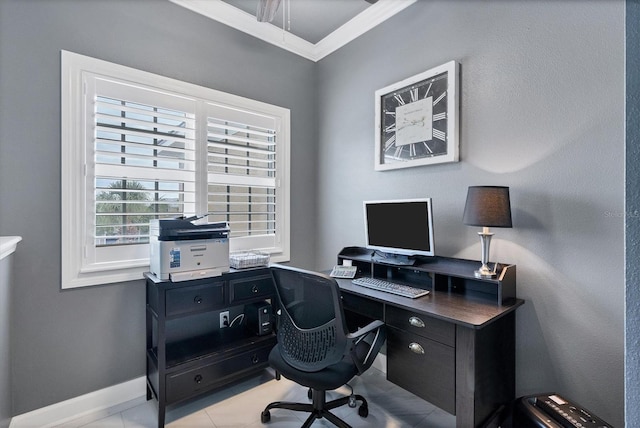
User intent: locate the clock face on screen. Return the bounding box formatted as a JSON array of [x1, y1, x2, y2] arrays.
[[380, 71, 449, 165]]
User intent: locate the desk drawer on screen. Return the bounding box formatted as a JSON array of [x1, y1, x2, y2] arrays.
[[385, 306, 455, 347], [229, 274, 274, 303], [166, 281, 225, 317], [387, 326, 455, 414], [165, 342, 273, 404]]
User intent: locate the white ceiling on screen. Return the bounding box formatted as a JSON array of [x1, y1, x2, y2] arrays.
[[223, 0, 372, 44], [170, 0, 417, 61]]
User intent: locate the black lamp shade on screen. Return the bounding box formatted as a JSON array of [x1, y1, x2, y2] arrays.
[[463, 186, 512, 228]]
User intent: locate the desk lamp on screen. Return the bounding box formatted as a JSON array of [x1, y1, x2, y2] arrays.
[[463, 186, 512, 279]]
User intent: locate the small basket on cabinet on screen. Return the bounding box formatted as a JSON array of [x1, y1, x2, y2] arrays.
[[229, 251, 271, 269]]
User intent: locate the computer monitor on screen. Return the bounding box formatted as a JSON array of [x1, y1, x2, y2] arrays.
[[363, 198, 435, 264]]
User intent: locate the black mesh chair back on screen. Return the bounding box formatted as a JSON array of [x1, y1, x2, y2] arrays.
[[271, 265, 348, 372]]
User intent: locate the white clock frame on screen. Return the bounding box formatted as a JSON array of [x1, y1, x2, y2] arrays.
[[374, 60, 459, 171]]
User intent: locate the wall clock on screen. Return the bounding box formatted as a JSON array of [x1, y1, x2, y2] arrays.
[[375, 61, 459, 171]]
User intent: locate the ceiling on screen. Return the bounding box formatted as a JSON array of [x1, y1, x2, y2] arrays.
[[170, 0, 417, 61], [223, 0, 372, 44]]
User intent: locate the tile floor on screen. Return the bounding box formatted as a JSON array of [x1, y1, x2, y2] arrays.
[[65, 368, 456, 428]]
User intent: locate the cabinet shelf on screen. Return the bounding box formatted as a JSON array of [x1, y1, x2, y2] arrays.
[[148, 329, 275, 369]]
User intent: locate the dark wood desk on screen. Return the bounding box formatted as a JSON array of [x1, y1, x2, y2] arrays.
[[144, 249, 523, 428], [335, 247, 524, 428]]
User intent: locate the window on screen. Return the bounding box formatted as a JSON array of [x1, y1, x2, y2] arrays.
[[62, 51, 290, 288]]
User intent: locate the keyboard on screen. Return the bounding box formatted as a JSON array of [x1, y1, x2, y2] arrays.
[[351, 277, 430, 299]]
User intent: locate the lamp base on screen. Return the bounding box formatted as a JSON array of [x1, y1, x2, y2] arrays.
[[474, 267, 496, 279], [475, 231, 497, 279]]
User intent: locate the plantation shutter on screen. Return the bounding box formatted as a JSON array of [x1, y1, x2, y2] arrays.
[[62, 51, 289, 288], [205, 103, 278, 248], [91, 77, 197, 248]]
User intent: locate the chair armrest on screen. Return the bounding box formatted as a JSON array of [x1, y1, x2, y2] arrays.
[[346, 320, 384, 341], [346, 320, 386, 375]]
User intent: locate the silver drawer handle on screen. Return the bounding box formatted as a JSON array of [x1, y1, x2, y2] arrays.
[[408, 342, 425, 354], [408, 316, 425, 328]]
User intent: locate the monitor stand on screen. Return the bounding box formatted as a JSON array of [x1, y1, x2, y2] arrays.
[[371, 251, 416, 266]]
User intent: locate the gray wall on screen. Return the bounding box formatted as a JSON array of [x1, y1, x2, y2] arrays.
[[626, 0, 640, 426], [0, 0, 629, 426], [315, 1, 624, 426], [0, 0, 317, 416]]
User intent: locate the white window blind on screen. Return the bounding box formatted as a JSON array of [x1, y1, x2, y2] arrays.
[[62, 51, 290, 288], [92, 81, 197, 248], [206, 104, 279, 249]]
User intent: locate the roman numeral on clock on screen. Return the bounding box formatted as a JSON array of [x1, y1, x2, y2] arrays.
[[384, 135, 396, 151], [410, 88, 418, 102], [423, 83, 432, 98], [393, 145, 403, 158]]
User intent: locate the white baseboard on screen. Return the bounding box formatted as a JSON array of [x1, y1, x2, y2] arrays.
[[8, 356, 385, 427], [9, 377, 146, 428]]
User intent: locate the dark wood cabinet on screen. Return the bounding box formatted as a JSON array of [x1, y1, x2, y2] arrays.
[[387, 326, 456, 411], [385, 304, 456, 413], [145, 269, 276, 427], [336, 246, 523, 428]]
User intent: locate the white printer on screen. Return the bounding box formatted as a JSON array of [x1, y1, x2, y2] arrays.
[[149, 217, 230, 281]]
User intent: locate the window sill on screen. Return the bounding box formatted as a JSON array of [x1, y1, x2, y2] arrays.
[[0, 236, 22, 261]]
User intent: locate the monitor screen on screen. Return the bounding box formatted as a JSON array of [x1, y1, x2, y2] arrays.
[[364, 198, 435, 258]]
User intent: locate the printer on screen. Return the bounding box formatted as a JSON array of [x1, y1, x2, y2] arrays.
[[149, 217, 230, 281]]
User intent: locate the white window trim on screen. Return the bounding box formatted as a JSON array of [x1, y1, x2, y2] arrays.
[[61, 51, 290, 289]]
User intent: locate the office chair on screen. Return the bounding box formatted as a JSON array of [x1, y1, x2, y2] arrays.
[[261, 265, 386, 428]]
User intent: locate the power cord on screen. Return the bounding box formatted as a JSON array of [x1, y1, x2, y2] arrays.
[[230, 313, 245, 327]]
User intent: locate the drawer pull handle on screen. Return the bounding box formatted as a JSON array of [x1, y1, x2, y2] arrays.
[[409, 316, 425, 328], [408, 342, 425, 354], [252, 285, 259, 293], [194, 374, 203, 384], [251, 354, 259, 364], [194, 296, 203, 304]]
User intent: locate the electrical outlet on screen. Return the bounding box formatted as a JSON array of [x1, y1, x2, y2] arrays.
[[219, 311, 229, 328]]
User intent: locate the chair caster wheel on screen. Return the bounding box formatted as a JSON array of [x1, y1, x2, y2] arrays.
[[261, 410, 271, 423], [348, 395, 357, 408], [358, 404, 369, 418]]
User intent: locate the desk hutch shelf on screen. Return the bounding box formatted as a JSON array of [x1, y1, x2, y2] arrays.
[[338, 246, 516, 306]]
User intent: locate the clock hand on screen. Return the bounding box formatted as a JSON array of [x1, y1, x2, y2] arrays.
[[397, 116, 426, 130]]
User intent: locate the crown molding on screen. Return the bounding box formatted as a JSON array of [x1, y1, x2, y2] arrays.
[[314, 0, 416, 61], [170, 0, 417, 62], [170, 0, 317, 60]]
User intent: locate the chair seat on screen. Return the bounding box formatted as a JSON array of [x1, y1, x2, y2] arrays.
[[269, 340, 371, 391]]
